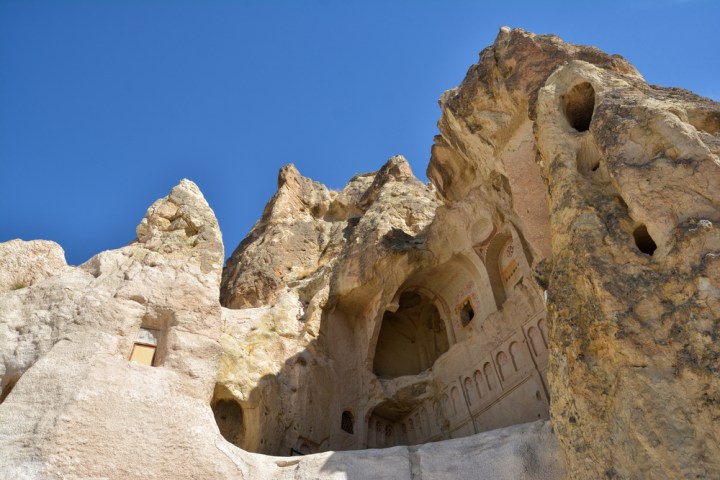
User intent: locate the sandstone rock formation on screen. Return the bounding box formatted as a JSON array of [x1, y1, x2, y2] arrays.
[[218, 151, 552, 460], [0, 239, 69, 293], [0, 175, 561, 479], [0, 180, 229, 478], [428, 27, 720, 479], [1, 27, 719, 480]]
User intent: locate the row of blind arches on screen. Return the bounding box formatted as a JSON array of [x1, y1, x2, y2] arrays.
[[360, 319, 549, 443]]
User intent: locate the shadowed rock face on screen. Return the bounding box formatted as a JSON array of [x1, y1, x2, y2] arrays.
[[1, 27, 718, 480]]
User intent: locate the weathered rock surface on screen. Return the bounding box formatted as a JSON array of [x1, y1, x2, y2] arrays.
[[233, 420, 564, 480], [0, 239, 69, 293], [0, 180, 229, 478], [220, 155, 455, 455], [429, 27, 720, 479], [0, 173, 564, 480], [2, 27, 719, 480], [221, 156, 434, 310], [218, 116, 552, 464], [217, 26, 719, 479]]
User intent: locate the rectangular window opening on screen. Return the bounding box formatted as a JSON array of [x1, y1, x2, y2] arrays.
[[129, 327, 159, 366]]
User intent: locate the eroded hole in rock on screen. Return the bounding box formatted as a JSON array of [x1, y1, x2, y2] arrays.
[[687, 109, 720, 135], [212, 384, 245, 448], [576, 136, 602, 175], [460, 299, 475, 326], [563, 82, 595, 132], [633, 225, 657, 255], [372, 290, 450, 379]]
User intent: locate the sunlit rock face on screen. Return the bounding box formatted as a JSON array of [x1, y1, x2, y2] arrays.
[[0, 239, 69, 293], [218, 152, 551, 458], [1, 27, 718, 480], [219, 27, 719, 479], [429, 27, 720, 479], [0, 180, 232, 478]]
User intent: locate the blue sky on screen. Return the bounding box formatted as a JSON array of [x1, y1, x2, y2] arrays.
[[1, 0, 718, 265]]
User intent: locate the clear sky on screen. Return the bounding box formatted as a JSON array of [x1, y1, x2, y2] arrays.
[[1, 0, 718, 265]]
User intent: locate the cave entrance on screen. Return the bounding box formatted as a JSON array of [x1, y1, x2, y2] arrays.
[[562, 81, 595, 132], [366, 397, 437, 448], [372, 290, 449, 379], [211, 384, 245, 448]]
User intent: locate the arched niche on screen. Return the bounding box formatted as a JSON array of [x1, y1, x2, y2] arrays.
[[377, 253, 495, 347], [211, 383, 245, 449], [482, 227, 532, 309], [484, 232, 512, 309], [341, 410, 354, 434], [366, 399, 437, 448], [372, 290, 449, 379]]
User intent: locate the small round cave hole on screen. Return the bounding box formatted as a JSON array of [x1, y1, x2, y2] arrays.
[[460, 300, 475, 327], [633, 225, 657, 256], [576, 139, 602, 175], [563, 82, 595, 132], [211, 384, 245, 448]]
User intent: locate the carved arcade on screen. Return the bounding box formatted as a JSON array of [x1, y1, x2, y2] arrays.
[[364, 228, 550, 449]]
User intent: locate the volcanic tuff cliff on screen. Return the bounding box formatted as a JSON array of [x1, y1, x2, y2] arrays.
[[1, 28, 719, 480]]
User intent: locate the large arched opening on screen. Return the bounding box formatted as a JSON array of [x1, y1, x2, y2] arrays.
[[372, 290, 450, 379]]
